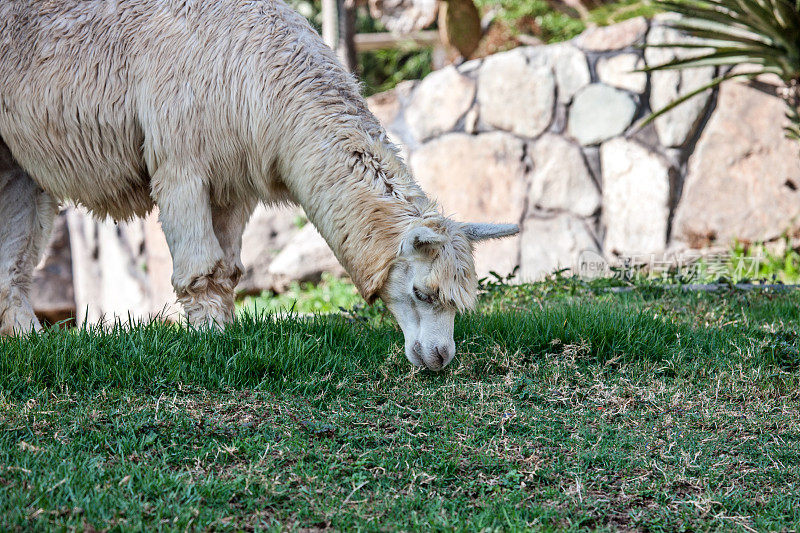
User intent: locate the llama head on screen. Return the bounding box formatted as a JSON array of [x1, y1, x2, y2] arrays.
[[379, 221, 519, 371]]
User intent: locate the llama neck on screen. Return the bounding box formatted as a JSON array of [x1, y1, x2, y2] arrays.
[[250, 41, 439, 300], [281, 134, 436, 301]]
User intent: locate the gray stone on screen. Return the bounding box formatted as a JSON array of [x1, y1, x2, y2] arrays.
[[520, 214, 600, 281], [575, 16, 648, 51], [645, 20, 715, 147], [31, 212, 76, 325], [142, 209, 180, 319], [549, 102, 568, 134], [386, 129, 410, 164], [601, 138, 672, 255], [392, 79, 419, 104], [458, 57, 483, 75], [582, 145, 602, 186], [568, 84, 637, 146], [410, 132, 527, 276], [477, 48, 555, 138], [464, 105, 479, 134], [66, 209, 154, 325], [267, 224, 346, 292], [596, 53, 647, 93], [629, 118, 661, 152], [552, 45, 590, 104], [529, 43, 590, 104], [239, 204, 302, 295], [367, 88, 402, 128], [673, 77, 800, 246], [529, 133, 600, 217], [369, 0, 438, 34], [62, 208, 181, 325], [374, 81, 419, 152], [406, 66, 476, 142]]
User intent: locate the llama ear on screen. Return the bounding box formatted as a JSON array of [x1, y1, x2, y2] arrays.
[[462, 223, 520, 242], [400, 226, 446, 255]]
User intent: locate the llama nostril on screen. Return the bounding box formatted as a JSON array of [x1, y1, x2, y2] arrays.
[[412, 341, 423, 359], [434, 345, 448, 366]]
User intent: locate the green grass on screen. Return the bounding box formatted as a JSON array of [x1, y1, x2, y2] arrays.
[[239, 273, 363, 315], [587, 0, 661, 26], [2, 279, 800, 530], [474, 0, 586, 43], [729, 237, 800, 283]]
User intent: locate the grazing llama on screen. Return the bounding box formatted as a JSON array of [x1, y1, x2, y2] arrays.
[[0, 0, 518, 370]]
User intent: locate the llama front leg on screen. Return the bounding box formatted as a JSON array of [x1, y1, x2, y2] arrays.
[[211, 199, 256, 295], [0, 163, 58, 335], [153, 168, 232, 327]]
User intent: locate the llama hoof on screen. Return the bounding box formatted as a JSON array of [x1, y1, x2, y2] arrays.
[[0, 305, 42, 336], [177, 261, 237, 327]]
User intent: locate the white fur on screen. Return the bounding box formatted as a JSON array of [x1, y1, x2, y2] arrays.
[[0, 144, 58, 335], [0, 0, 518, 368]]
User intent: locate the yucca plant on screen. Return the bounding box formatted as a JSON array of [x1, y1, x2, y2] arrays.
[[645, 0, 800, 141]]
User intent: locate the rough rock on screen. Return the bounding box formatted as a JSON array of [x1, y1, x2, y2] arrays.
[[66, 209, 153, 325], [575, 16, 648, 51], [142, 209, 180, 318], [520, 214, 600, 280], [406, 66, 476, 142], [367, 89, 402, 127], [673, 78, 800, 246], [582, 145, 602, 187], [477, 49, 555, 138], [387, 129, 410, 163], [458, 57, 483, 75], [391, 79, 419, 104], [367, 80, 418, 128], [601, 138, 672, 255], [31, 212, 76, 325], [464, 105, 479, 134], [596, 53, 647, 93], [410, 132, 527, 276], [549, 102, 568, 134], [530, 43, 590, 104], [368, 0, 438, 34], [239, 204, 303, 295], [371, 81, 418, 152], [568, 84, 637, 146], [645, 21, 715, 147], [529, 133, 600, 217], [267, 224, 346, 292]]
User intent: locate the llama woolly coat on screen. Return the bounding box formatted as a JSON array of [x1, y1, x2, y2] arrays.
[[0, 0, 448, 303]]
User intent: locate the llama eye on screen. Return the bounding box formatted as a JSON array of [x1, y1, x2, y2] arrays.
[[413, 287, 433, 303]]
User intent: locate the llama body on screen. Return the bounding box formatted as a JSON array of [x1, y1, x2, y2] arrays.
[[0, 0, 335, 220], [0, 0, 517, 369]]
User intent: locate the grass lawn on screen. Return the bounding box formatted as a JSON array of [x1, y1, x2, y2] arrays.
[[1, 278, 800, 530]]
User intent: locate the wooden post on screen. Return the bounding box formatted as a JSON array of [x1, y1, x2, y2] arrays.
[[338, 0, 358, 73], [321, 0, 338, 50], [352, 30, 447, 70], [322, 0, 357, 73]]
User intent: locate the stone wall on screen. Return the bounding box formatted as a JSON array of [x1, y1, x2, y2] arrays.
[[367, 14, 800, 280], [30, 15, 800, 323]]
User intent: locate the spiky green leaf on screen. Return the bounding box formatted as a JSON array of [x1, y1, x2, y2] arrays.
[[646, 0, 800, 140], [641, 71, 752, 127]]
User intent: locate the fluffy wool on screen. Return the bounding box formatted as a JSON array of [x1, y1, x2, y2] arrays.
[[0, 144, 58, 335], [0, 0, 484, 332]]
